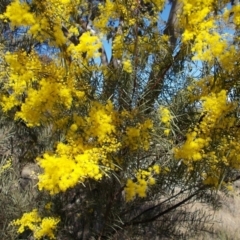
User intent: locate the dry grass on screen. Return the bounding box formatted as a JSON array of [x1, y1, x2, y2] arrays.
[[190, 181, 240, 240]]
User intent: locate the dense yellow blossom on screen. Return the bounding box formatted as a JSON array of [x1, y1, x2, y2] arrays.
[[67, 32, 102, 60], [175, 90, 236, 164], [95, 0, 118, 30], [11, 209, 41, 234], [38, 151, 103, 194], [0, 0, 35, 27], [174, 131, 211, 162], [85, 101, 116, 144], [179, 0, 229, 61], [11, 209, 59, 239], [2, 0, 240, 236], [124, 165, 161, 202], [36, 100, 121, 194], [0, 50, 88, 127], [200, 90, 236, 134], [34, 217, 60, 239]]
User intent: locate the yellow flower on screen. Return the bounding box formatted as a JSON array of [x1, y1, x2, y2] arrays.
[[45, 202, 52, 210], [11, 209, 59, 239], [34, 217, 60, 240], [70, 123, 78, 132], [11, 209, 41, 233], [123, 59, 133, 73], [159, 106, 172, 125], [125, 179, 136, 202], [124, 165, 160, 202], [153, 165, 160, 174], [148, 177, 156, 185], [164, 129, 170, 136], [67, 32, 102, 60], [2, 0, 36, 27]]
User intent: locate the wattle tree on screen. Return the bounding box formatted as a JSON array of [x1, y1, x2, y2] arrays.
[[0, 0, 240, 239]]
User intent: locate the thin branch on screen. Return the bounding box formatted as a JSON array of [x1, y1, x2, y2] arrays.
[[123, 186, 205, 226]]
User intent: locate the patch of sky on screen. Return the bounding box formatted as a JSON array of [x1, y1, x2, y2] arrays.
[[161, 1, 172, 22]]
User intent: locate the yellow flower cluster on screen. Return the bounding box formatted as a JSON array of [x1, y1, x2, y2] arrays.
[[159, 106, 172, 136], [38, 148, 104, 194], [37, 101, 121, 194], [95, 0, 118, 30], [11, 209, 59, 239], [123, 59, 133, 73], [179, 0, 228, 61], [124, 119, 153, 151], [67, 32, 102, 61], [175, 90, 235, 164], [224, 4, 240, 27], [159, 107, 172, 125], [200, 90, 236, 134], [202, 174, 219, 187], [175, 131, 211, 162], [85, 101, 117, 144], [214, 136, 240, 169], [124, 165, 161, 202], [0, 0, 78, 45], [174, 88, 240, 188], [33, 0, 81, 45], [95, 0, 164, 31], [45, 202, 52, 211], [175, 90, 235, 161], [0, 0, 35, 27], [112, 35, 124, 59], [0, 158, 12, 176], [1, 50, 87, 127]]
